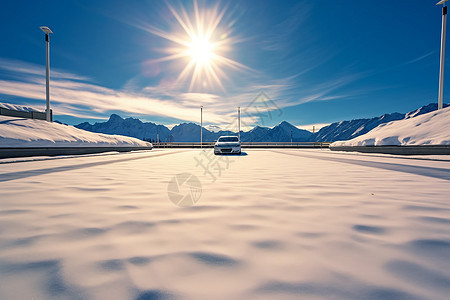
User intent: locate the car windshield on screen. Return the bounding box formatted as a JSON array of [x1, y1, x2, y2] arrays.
[[218, 136, 239, 142]]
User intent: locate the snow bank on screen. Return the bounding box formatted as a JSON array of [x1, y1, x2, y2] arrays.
[[0, 115, 151, 147], [331, 106, 450, 146], [0, 102, 40, 112]]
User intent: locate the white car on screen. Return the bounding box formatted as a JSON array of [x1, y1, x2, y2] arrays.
[[214, 136, 241, 155]]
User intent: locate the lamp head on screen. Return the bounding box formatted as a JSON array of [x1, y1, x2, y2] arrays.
[[40, 26, 53, 34], [437, 0, 448, 5]]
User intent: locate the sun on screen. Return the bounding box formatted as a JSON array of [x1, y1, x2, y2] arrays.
[[187, 35, 214, 66], [145, 0, 247, 91]]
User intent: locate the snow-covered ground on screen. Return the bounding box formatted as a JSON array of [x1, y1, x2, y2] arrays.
[[0, 115, 151, 147], [0, 102, 40, 112], [0, 149, 449, 299], [332, 106, 450, 146]]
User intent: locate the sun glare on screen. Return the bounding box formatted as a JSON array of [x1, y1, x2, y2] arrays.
[[146, 0, 247, 91], [188, 35, 214, 66]]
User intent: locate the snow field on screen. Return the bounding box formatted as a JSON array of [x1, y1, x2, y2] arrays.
[[0, 149, 449, 299]]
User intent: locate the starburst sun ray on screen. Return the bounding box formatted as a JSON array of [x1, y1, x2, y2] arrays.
[[148, 0, 247, 92]]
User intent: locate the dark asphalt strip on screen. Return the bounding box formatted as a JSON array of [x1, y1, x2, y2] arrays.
[[0, 150, 184, 183], [272, 150, 450, 181]]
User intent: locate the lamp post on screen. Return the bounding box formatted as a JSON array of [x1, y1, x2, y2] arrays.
[[40, 26, 53, 121], [237, 107, 240, 141], [437, 0, 448, 110], [200, 105, 203, 149]]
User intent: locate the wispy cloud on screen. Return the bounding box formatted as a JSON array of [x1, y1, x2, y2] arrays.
[[0, 57, 366, 129], [260, 1, 313, 52], [0, 58, 89, 82], [256, 71, 367, 110], [0, 58, 273, 127], [402, 51, 435, 66]]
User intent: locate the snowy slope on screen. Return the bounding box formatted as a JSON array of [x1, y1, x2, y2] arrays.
[[0, 102, 40, 112], [315, 103, 448, 142], [331, 106, 450, 146], [0, 115, 151, 147], [314, 112, 404, 142]]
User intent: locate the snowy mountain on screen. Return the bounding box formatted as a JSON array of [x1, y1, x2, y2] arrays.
[[75, 117, 311, 142], [170, 123, 203, 142], [76, 114, 171, 142], [240, 126, 270, 142], [314, 113, 404, 142], [404, 102, 447, 119], [239, 121, 312, 142], [331, 106, 450, 146], [314, 103, 448, 142], [74, 103, 447, 142]]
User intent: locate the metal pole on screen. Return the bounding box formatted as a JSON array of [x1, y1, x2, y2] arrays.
[[438, 2, 448, 109], [238, 107, 240, 141], [291, 129, 293, 144], [200, 106, 203, 149], [45, 34, 51, 121]]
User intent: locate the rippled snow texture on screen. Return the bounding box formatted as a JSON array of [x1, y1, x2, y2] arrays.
[[0, 149, 449, 299]]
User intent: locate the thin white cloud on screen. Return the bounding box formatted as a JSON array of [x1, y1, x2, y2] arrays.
[[402, 51, 435, 66], [260, 1, 313, 52], [0, 59, 231, 124], [51, 104, 110, 121], [0, 58, 90, 81], [259, 72, 366, 110], [0, 58, 365, 128]]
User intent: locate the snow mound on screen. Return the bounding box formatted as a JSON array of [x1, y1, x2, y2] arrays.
[[0, 102, 40, 112], [331, 106, 450, 146], [0, 116, 152, 147]]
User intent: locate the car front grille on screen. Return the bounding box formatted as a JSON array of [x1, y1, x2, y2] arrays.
[[221, 148, 232, 153]]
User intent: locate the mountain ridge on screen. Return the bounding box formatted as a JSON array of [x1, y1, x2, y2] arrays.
[[74, 103, 448, 142], [314, 103, 448, 142]]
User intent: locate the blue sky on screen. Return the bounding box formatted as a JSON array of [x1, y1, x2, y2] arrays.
[[0, 0, 446, 130]]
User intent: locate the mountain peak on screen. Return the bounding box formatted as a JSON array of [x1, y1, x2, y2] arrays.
[[405, 103, 448, 119], [277, 121, 295, 129], [108, 114, 123, 122]]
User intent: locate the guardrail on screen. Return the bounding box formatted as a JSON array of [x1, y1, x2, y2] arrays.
[[330, 145, 450, 155], [153, 142, 330, 148], [243, 142, 330, 148], [0, 146, 153, 159]]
